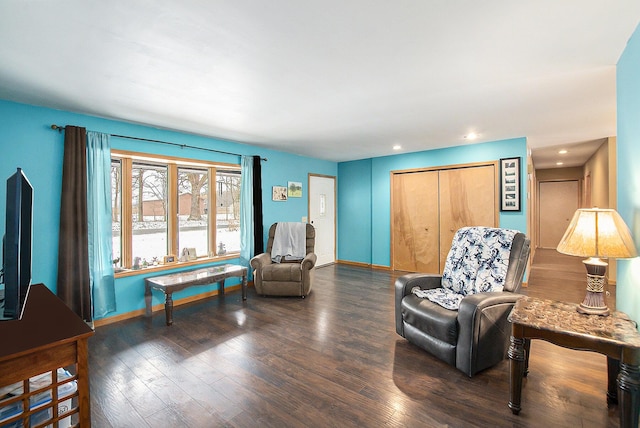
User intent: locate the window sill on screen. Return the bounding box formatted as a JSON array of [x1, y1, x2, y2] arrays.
[[114, 253, 241, 278]]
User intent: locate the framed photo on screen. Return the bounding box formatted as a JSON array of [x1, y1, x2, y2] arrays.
[[163, 255, 176, 264], [272, 185, 288, 201], [500, 157, 521, 212], [288, 181, 302, 198]]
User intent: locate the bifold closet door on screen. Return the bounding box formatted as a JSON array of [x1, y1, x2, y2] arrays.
[[438, 165, 497, 270], [392, 171, 439, 272]]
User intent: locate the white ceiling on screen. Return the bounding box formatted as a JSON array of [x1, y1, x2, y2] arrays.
[[0, 1, 639, 167]]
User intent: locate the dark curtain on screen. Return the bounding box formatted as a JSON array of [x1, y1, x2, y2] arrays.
[[252, 155, 264, 254], [57, 126, 92, 322]]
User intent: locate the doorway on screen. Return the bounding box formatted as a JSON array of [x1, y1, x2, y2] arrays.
[[309, 174, 336, 266], [538, 180, 580, 249]]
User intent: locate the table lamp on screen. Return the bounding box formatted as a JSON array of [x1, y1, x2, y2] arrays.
[[556, 208, 637, 316]]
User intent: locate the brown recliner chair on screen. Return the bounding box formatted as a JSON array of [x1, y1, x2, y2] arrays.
[[250, 223, 316, 297], [395, 226, 530, 377]]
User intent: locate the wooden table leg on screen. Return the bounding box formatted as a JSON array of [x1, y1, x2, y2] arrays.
[[144, 282, 152, 317], [618, 361, 640, 428], [607, 357, 619, 405], [523, 338, 531, 377], [508, 335, 526, 415], [164, 292, 174, 326], [77, 338, 91, 426], [242, 271, 247, 300]]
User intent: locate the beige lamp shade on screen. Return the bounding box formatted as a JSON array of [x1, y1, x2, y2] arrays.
[[557, 208, 638, 259]]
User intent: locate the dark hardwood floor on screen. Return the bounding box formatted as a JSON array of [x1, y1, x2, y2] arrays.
[[88, 249, 621, 427]]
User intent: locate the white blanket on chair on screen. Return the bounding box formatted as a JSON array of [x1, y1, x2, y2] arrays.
[[271, 222, 307, 263]]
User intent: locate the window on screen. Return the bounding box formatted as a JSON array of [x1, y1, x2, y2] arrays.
[[216, 169, 241, 254], [178, 166, 209, 257], [132, 162, 168, 266], [110, 159, 122, 269], [111, 150, 241, 271]]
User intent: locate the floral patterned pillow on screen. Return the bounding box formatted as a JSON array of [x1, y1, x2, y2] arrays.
[[413, 227, 517, 310]]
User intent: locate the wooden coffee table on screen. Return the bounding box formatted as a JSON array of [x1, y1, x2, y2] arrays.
[[508, 296, 640, 428], [145, 264, 248, 326]]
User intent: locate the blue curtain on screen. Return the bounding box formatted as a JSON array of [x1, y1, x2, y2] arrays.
[[240, 156, 254, 273], [86, 131, 116, 318]]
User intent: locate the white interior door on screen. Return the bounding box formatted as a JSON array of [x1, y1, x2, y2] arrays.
[[309, 174, 336, 266]]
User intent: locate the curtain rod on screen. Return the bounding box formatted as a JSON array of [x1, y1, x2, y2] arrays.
[[50, 124, 267, 161]]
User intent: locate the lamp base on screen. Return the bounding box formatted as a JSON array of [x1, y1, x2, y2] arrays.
[[578, 258, 610, 317], [577, 291, 610, 316]]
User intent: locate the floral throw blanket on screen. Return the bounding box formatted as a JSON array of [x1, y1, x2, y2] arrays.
[[412, 227, 517, 310]]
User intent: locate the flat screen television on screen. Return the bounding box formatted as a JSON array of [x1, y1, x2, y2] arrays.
[[0, 168, 33, 321]]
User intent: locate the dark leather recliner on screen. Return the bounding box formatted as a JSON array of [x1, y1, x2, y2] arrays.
[[395, 227, 531, 377], [250, 223, 316, 297]]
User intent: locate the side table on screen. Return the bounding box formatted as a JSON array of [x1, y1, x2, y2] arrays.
[[508, 296, 640, 428]]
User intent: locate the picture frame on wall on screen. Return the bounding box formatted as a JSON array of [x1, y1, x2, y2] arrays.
[[288, 181, 302, 198], [272, 186, 288, 201], [500, 157, 521, 211]]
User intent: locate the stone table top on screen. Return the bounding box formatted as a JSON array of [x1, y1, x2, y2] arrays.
[[508, 296, 640, 349], [145, 264, 246, 287]]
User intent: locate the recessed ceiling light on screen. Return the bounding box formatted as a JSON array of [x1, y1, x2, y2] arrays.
[[464, 133, 478, 140], [393, 144, 402, 150], [558, 149, 568, 154], [556, 162, 564, 166]]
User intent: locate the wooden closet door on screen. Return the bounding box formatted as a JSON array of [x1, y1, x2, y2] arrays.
[[438, 165, 497, 271], [392, 171, 439, 272]]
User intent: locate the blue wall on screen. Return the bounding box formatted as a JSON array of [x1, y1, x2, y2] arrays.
[[616, 23, 640, 326], [337, 137, 528, 267], [0, 99, 336, 319], [337, 159, 372, 263]]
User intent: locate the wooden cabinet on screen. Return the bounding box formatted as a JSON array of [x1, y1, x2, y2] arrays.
[[392, 163, 498, 273], [0, 284, 94, 426]]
